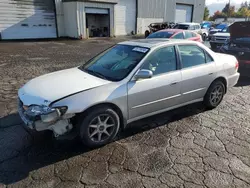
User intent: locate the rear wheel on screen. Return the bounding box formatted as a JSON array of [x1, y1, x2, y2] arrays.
[[79, 107, 120, 148], [145, 30, 150, 38], [204, 80, 225, 109], [202, 33, 207, 41]]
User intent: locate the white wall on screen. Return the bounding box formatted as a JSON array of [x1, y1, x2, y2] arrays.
[[215, 18, 247, 24], [55, 0, 65, 37], [63, 2, 78, 38], [136, 18, 164, 35], [114, 0, 136, 36]]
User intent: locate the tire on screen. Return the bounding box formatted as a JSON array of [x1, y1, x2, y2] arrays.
[[145, 30, 150, 38], [204, 80, 225, 109], [202, 33, 207, 41], [210, 43, 217, 51], [79, 107, 120, 148]]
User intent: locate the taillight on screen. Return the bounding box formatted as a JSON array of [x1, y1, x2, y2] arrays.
[[235, 61, 239, 71]]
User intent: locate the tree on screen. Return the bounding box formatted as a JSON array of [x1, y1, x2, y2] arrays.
[[222, 3, 236, 17], [240, 1, 249, 8], [237, 7, 250, 18], [210, 10, 226, 21], [203, 6, 210, 20]]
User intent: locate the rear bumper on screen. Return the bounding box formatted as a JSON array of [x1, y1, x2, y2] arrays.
[[227, 73, 240, 88]]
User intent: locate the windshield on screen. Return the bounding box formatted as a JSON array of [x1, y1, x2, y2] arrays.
[[201, 23, 211, 29], [147, 31, 174, 38], [221, 27, 229, 33], [80, 45, 149, 81], [216, 24, 227, 29], [174, 24, 189, 30]]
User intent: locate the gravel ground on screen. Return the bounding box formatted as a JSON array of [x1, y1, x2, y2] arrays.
[[0, 38, 250, 188]]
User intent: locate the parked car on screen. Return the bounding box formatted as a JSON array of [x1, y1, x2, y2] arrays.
[[144, 22, 174, 38], [210, 26, 230, 51], [174, 22, 208, 41], [208, 23, 229, 40], [201, 21, 213, 31], [147, 29, 203, 42], [219, 21, 250, 68], [18, 39, 240, 148]]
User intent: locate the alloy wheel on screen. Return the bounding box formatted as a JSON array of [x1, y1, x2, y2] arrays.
[[88, 114, 115, 142], [210, 85, 224, 106]]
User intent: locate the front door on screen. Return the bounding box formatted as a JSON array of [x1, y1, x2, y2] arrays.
[[178, 45, 216, 103], [127, 46, 182, 120]]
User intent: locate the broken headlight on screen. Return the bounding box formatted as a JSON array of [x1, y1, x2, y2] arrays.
[[25, 105, 67, 123]]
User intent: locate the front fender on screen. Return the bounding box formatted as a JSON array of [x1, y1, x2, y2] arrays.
[[51, 83, 128, 122]]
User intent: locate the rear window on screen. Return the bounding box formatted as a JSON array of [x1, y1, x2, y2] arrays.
[[174, 24, 189, 30], [147, 31, 174, 39], [192, 32, 197, 37], [184, 31, 193, 39]]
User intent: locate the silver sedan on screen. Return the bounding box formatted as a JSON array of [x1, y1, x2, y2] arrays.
[[18, 39, 240, 148]]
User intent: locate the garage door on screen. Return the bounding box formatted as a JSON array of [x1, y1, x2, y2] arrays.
[[175, 4, 193, 23], [115, 0, 136, 36], [0, 0, 57, 40], [85, 8, 109, 14]]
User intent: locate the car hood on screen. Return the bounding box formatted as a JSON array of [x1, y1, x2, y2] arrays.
[[213, 32, 230, 37], [210, 29, 221, 32], [18, 67, 111, 106], [229, 21, 250, 39]]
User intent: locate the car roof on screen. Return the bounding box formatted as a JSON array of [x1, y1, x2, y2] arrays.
[[156, 29, 183, 33], [119, 39, 198, 48], [178, 22, 200, 25]]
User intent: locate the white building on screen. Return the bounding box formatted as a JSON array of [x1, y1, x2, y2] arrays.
[[0, 0, 205, 40]]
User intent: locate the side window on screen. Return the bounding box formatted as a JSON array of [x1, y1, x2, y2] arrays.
[[191, 32, 197, 37], [195, 25, 200, 30], [184, 31, 193, 39], [189, 25, 195, 30], [205, 51, 214, 63], [141, 46, 177, 76], [178, 45, 206, 68], [172, 32, 184, 39]]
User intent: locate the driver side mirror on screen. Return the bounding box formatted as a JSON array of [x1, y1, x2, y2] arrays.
[[134, 69, 153, 80]]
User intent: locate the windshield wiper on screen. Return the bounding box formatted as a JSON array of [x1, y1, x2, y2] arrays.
[[85, 69, 108, 80]]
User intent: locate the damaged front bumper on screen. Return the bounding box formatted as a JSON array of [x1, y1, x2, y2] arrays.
[[18, 99, 75, 137]]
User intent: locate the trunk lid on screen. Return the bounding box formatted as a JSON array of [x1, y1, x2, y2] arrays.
[[229, 21, 250, 41]]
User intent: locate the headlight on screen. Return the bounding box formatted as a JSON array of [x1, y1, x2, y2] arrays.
[[25, 105, 67, 123], [40, 109, 60, 123]]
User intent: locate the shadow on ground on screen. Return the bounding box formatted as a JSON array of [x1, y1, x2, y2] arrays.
[[0, 102, 206, 185], [235, 75, 250, 87]]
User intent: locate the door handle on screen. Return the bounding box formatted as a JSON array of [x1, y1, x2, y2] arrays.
[[170, 82, 178, 86], [208, 73, 213, 75]]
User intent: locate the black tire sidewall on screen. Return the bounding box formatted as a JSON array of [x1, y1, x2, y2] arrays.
[[79, 107, 120, 148], [204, 81, 225, 109], [202, 33, 207, 41]]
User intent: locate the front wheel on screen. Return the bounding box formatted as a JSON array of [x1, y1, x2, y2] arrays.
[[204, 80, 225, 109], [79, 107, 120, 148]]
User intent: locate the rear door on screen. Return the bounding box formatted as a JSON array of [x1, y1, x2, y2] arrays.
[[177, 45, 216, 103]]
